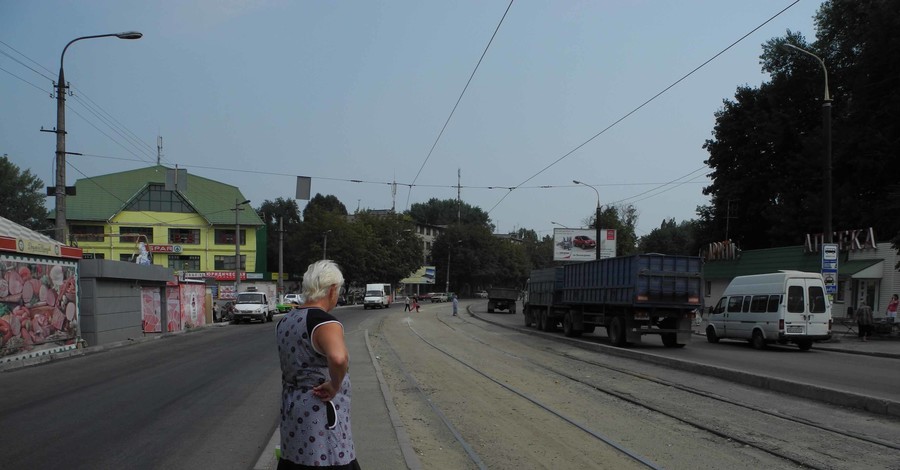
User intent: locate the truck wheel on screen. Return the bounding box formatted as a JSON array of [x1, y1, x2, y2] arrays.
[[661, 333, 681, 347], [538, 311, 547, 331], [705, 325, 720, 343], [750, 330, 766, 350], [563, 313, 581, 338], [796, 339, 813, 351], [523, 309, 533, 327], [608, 316, 627, 347]]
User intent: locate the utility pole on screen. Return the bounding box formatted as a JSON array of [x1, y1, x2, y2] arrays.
[[278, 217, 284, 299], [233, 199, 250, 294]]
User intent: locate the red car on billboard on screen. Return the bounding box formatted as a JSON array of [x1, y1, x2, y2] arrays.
[[573, 235, 596, 249]]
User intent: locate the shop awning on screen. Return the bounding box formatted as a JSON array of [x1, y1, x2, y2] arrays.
[[842, 259, 883, 279]]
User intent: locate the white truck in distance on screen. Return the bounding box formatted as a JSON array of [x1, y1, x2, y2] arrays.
[[232, 289, 275, 323], [363, 283, 392, 309]]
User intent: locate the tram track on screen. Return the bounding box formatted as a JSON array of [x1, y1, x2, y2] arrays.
[[430, 308, 900, 469]]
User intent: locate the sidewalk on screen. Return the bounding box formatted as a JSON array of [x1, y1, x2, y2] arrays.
[[692, 318, 900, 359]]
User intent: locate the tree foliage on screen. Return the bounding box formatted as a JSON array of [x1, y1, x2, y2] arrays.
[[0, 155, 51, 232], [700, 1, 900, 251], [408, 198, 491, 227], [584, 204, 639, 256], [638, 218, 701, 255]]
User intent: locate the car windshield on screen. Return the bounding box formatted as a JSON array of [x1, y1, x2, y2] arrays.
[[366, 290, 381, 296], [237, 293, 264, 304]]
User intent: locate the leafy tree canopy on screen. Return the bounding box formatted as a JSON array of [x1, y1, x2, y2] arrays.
[[408, 198, 491, 227], [0, 155, 51, 232]]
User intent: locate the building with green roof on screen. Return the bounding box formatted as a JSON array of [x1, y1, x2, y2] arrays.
[[61, 165, 266, 283]]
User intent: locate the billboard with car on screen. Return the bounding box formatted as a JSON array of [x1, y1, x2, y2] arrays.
[[553, 228, 616, 261]]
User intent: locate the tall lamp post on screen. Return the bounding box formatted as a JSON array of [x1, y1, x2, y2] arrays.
[[573, 180, 602, 252], [322, 230, 332, 259], [550, 221, 570, 229], [233, 199, 251, 294], [53, 31, 142, 243], [783, 43, 833, 244]]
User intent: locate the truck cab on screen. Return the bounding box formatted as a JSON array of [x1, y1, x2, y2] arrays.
[[232, 288, 275, 323]]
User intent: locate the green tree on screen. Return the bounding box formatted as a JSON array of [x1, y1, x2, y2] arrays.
[[587, 204, 639, 256], [408, 198, 491, 227], [701, 1, 900, 250], [638, 218, 700, 255], [0, 155, 51, 232], [258, 198, 303, 276]]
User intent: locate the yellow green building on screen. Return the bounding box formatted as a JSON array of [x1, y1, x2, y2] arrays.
[[63, 165, 266, 282]]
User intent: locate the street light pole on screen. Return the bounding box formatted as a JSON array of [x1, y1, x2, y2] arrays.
[[573, 180, 602, 254], [53, 31, 142, 243], [550, 221, 570, 229], [783, 43, 833, 243], [233, 199, 251, 294]]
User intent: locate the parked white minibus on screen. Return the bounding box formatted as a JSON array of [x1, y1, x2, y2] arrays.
[[706, 271, 832, 350]]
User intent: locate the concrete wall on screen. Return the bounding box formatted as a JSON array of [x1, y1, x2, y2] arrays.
[[78, 259, 173, 347]]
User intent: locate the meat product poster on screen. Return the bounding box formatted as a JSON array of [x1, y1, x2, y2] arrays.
[[0, 255, 79, 359]]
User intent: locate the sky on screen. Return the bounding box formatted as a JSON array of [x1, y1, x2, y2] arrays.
[[1, 0, 823, 238]]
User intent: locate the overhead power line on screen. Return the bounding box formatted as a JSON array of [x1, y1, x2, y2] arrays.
[[486, 0, 800, 216], [405, 0, 515, 210]]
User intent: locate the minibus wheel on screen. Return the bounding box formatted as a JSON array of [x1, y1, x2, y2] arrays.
[[750, 330, 766, 350], [705, 325, 719, 343]]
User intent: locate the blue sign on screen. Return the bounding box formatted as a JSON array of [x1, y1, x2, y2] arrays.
[[821, 243, 838, 295]]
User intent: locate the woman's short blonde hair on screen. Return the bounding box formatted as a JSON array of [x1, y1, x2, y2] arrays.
[[301, 260, 345, 302]]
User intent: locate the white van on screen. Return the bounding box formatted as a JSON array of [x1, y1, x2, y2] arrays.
[[363, 283, 392, 309], [706, 271, 832, 350]]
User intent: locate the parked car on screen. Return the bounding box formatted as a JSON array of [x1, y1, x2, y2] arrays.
[[476, 290, 489, 298], [431, 292, 449, 303], [573, 235, 596, 249], [418, 292, 433, 302], [284, 293, 305, 305]]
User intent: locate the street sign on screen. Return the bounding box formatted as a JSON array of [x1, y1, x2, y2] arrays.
[[821, 243, 838, 295]]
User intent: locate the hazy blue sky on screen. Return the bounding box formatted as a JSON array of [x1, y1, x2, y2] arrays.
[[1, 1, 822, 238]]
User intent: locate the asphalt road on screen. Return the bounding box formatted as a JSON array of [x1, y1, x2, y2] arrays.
[[0, 321, 282, 470]]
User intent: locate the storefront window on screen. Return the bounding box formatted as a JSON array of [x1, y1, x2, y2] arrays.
[[214, 255, 245, 270], [169, 255, 200, 271], [169, 228, 200, 244], [121, 226, 154, 243], [214, 229, 246, 245], [71, 225, 105, 242]]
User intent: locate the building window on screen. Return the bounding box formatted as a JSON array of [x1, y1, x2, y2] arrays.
[[71, 225, 105, 242], [125, 183, 193, 213], [120, 253, 136, 262], [82, 253, 105, 260], [214, 229, 246, 245], [120, 226, 154, 244], [836, 279, 846, 302], [214, 255, 245, 270], [169, 228, 200, 244], [169, 255, 200, 271]]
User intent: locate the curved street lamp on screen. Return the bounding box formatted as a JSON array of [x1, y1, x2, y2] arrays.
[[550, 221, 570, 229], [783, 43, 833, 243], [573, 180, 602, 253], [54, 31, 143, 243]]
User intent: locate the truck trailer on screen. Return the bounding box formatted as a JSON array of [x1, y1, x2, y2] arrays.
[[524, 254, 703, 347], [487, 287, 519, 313]]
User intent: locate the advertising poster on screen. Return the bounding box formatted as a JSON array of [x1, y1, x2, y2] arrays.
[[180, 283, 206, 329], [141, 288, 162, 333], [401, 266, 436, 285], [552, 228, 598, 262], [599, 229, 617, 259], [0, 255, 79, 360]]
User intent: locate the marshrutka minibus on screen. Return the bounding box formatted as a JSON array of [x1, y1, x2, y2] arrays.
[[706, 271, 832, 350]]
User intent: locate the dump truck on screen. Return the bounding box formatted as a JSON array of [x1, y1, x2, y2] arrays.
[[487, 287, 519, 314], [524, 254, 703, 347]]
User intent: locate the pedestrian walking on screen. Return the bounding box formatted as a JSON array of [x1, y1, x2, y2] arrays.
[[452, 293, 459, 316], [404, 295, 410, 312], [887, 294, 898, 321], [275, 260, 361, 470], [856, 300, 874, 341], [413, 295, 420, 313]]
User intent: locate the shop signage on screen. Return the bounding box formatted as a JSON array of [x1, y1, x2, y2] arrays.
[[804, 228, 876, 253], [183, 271, 246, 281], [147, 244, 183, 253], [821, 243, 838, 295]]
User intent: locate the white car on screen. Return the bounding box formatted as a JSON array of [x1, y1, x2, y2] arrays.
[[476, 290, 488, 298], [284, 293, 305, 305]]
